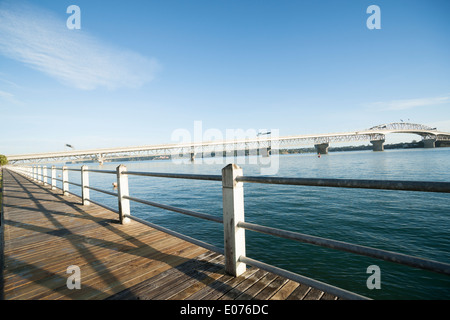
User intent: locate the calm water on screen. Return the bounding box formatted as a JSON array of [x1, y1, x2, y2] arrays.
[[65, 148, 450, 300]]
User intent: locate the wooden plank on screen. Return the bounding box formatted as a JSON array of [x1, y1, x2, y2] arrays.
[[253, 276, 289, 300], [3, 224, 168, 289], [219, 269, 269, 300], [55, 245, 208, 300], [149, 253, 225, 300], [321, 292, 339, 300], [4, 225, 160, 271], [108, 251, 221, 300], [15, 241, 203, 300], [269, 280, 300, 300], [286, 283, 311, 300], [303, 287, 325, 300], [6, 232, 206, 300], [235, 272, 278, 300], [185, 267, 258, 300], [1, 171, 204, 298], [167, 258, 229, 300]]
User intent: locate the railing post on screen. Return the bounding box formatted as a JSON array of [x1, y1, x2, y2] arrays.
[[33, 166, 37, 181], [37, 165, 42, 183], [222, 163, 246, 277], [81, 165, 90, 205], [116, 164, 130, 224], [43, 166, 48, 186], [51, 166, 56, 190], [62, 166, 69, 196]]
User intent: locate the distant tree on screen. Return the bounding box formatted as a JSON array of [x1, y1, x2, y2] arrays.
[[0, 154, 8, 166]]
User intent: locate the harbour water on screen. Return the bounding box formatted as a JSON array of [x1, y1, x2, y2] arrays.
[[65, 148, 450, 300]]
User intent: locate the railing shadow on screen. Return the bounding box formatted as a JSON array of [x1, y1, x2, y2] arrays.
[[1, 169, 246, 300]]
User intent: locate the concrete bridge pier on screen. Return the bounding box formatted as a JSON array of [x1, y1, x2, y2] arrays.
[[370, 140, 385, 152], [423, 138, 436, 148], [260, 147, 271, 157], [97, 154, 105, 165], [314, 143, 329, 155]]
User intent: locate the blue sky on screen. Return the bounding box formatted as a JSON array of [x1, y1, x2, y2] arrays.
[[1, 0, 449, 155]]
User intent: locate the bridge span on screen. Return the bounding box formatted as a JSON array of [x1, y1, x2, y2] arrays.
[[6, 122, 450, 164]]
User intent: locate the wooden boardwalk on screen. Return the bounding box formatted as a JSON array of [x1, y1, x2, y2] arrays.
[[0, 169, 339, 300]]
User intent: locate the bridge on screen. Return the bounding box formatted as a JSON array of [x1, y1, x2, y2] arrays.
[[6, 122, 450, 165]]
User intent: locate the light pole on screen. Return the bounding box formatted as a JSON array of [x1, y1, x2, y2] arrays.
[[257, 131, 271, 157], [257, 131, 271, 137]]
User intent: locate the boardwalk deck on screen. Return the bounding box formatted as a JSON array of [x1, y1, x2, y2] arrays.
[[0, 169, 339, 300]]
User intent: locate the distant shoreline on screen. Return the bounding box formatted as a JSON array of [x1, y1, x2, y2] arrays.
[[280, 140, 450, 155]]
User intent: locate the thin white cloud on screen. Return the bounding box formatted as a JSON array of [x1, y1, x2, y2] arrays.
[[0, 1, 160, 90], [366, 96, 450, 111], [0, 90, 13, 98], [0, 89, 20, 104], [0, 74, 21, 89]]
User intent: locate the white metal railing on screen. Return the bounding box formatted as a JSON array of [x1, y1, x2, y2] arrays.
[[7, 163, 450, 300]]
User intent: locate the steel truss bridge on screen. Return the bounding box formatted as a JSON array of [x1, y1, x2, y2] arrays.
[[6, 123, 450, 165]]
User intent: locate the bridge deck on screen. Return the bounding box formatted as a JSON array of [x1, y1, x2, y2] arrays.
[[0, 169, 339, 300]]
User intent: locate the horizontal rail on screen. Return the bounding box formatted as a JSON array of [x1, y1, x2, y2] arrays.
[[238, 221, 450, 276], [67, 181, 82, 187], [236, 176, 450, 193], [124, 171, 222, 181], [86, 186, 118, 197], [124, 195, 223, 224], [85, 169, 117, 174], [66, 168, 81, 172], [123, 214, 223, 254], [239, 256, 370, 300]]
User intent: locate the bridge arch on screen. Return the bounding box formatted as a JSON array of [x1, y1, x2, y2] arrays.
[[365, 122, 448, 151], [367, 122, 436, 131]]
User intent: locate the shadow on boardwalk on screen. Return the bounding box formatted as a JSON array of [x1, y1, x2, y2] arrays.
[[0, 169, 337, 300]]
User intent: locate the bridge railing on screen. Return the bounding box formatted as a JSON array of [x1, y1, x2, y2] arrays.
[[8, 163, 450, 300]]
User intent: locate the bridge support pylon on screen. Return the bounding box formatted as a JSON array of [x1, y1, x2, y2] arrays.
[[97, 153, 105, 165], [314, 143, 329, 155], [370, 139, 385, 152], [260, 147, 271, 157], [190, 152, 196, 162], [423, 138, 436, 148]]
